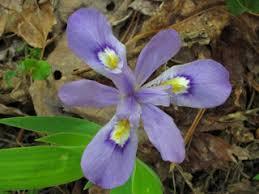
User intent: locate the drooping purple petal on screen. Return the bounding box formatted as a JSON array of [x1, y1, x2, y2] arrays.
[[146, 59, 232, 108], [81, 96, 140, 189], [58, 79, 119, 107], [66, 8, 126, 76], [81, 116, 138, 189], [141, 104, 185, 162], [135, 86, 171, 107], [134, 29, 181, 86]]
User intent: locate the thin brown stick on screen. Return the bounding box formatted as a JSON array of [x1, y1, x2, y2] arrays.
[[170, 108, 206, 172], [121, 11, 138, 43], [16, 129, 24, 146], [128, 12, 140, 40], [184, 108, 206, 145]]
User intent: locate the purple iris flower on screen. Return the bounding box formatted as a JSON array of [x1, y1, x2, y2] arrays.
[[58, 8, 232, 189]]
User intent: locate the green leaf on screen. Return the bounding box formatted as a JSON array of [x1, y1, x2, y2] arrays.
[[37, 133, 92, 146], [0, 116, 100, 135], [20, 59, 51, 80], [0, 146, 84, 190], [239, 0, 259, 13], [111, 159, 163, 194], [253, 174, 259, 181], [31, 60, 51, 80], [29, 48, 41, 59], [226, 0, 259, 15], [20, 58, 37, 72], [0, 191, 9, 194], [110, 177, 132, 194], [3, 71, 16, 87], [83, 181, 93, 190], [27, 189, 39, 194], [19, 59, 51, 80], [132, 159, 163, 194], [226, 0, 247, 15]]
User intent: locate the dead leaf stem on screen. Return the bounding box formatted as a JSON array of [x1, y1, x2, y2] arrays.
[[121, 10, 138, 43], [184, 108, 206, 145]]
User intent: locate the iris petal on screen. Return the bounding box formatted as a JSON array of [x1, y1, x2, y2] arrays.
[[66, 8, 136, 94], [67, 8, 126, 76], [146, 59, 232, 108], [141, 104, 185, 162], [81, 117, 138, 189], [134, 29, 181, 86], [81, 96, 140, 189], [58, 79, 119, 107]]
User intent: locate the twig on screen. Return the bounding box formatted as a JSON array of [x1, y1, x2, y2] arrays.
[[176, 165, 195, 192], [184, 108, 206, 145], [172, 170, 177, 194], [16, 129, 24, 146], [170, 109, 206, 171], [121, 11, 138, 43], [128, 12, 140, 40]]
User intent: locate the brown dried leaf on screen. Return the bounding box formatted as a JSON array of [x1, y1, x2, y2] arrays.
[[229, 145, 250, 161], [1, 1, 56, 48], [184, 133, 234, 172], [228, 179, 259, 194], [128, 6, 231, 59], [179, 0, 225, 17], [129, 0, 160, 16], [57, 0, 131, 26], [173, 7, 230, 47], [0, 0, 23, 12], [0, 104, 26, 116], [140, 1, 229, 47], [140, 0, 182, 32], [0, 7, 7, 36], [89, 185, 109, 194]]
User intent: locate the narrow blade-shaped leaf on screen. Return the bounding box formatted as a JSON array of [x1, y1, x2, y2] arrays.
[[83, 181, 93, 190], [0, 116, 100, 135], [0, 146, 84, 190], [226, 0, 247, 15], [37, 133, 92, 146]]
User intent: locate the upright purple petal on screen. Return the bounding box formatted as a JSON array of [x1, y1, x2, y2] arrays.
[[111, 66, 136, 95], [134, 29, 181, 86], [146, 59, 232, 108], [66, 8, 136, 94], [58, 79, 119, 107], [141, 104, 185, 162], [135, 86, 171, 107], [66, 8, 126, 76], [81, 117, 138, 189]]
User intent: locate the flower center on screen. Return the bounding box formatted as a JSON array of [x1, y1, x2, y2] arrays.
[[98, 47, 121, 72], [162, 76, 190, 94], [110, 119, 130, 147]]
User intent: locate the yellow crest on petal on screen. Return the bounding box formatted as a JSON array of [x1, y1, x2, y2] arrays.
[[110, 119, 130, 146], [162, 76, 190, 94], [98, 48, 121, 71]]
